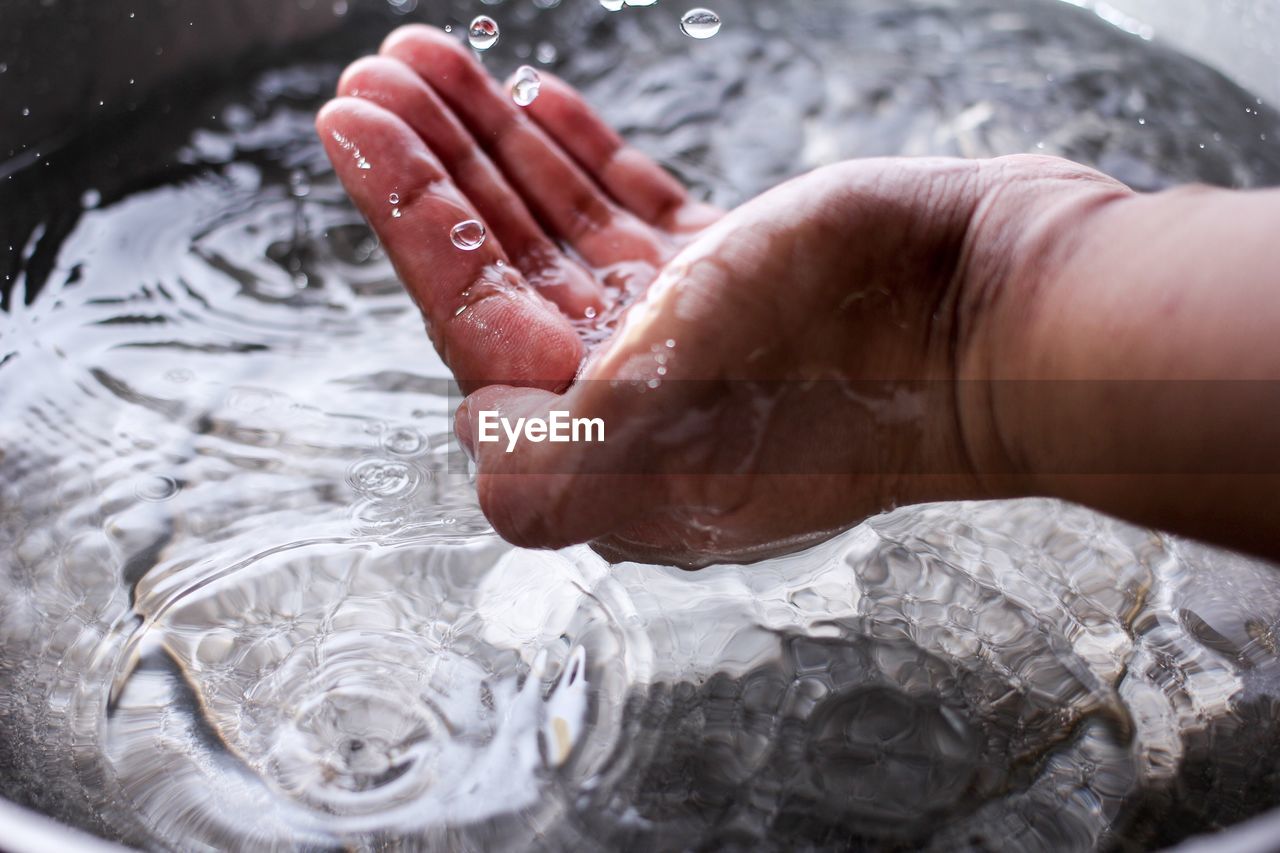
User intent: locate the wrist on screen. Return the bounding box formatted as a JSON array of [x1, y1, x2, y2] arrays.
[[952, 155, 1135, 497]]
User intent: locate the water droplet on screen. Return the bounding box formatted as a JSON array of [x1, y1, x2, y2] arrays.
[[468, 16, 499, 50], [388, 192, 400, 204], [535, 41, 558, 64], [680, 7, 721, 38], [80, 188, 102, 209], [600, 0, 623, 10], [583, 306, 598, 319], [532, 0, 560, 7], [646, 378, 661, 389], [21, 107, 30, 117], [391, 208, 402, 218], [135, 475, 180, 502], [665, 338, 676, 348], [625, 0, 658, 5], [511, 66, 541, 107], [450, 219, 486, 251]]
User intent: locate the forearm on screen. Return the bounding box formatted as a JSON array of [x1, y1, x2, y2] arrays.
[[989, 181, 1280, 557]]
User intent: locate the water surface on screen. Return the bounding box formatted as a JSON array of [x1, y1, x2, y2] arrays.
[[3, 0, 1280, 849]]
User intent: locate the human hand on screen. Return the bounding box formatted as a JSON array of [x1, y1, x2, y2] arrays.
[[318, 25, 1131, 567]]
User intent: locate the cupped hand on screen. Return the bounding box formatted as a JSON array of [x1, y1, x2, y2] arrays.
[[318, 25, 1131, 567]]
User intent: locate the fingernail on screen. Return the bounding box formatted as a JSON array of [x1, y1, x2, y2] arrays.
[[455, 400, 477, 464]]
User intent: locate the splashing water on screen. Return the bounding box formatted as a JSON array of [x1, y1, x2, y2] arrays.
[[2, 0, 1280, 850], [450, 219, 487, 250], [680, 7, 721, 39]]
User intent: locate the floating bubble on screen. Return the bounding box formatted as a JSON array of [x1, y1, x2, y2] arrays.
[[347, 458, 420, 499], [511, 66, 542, 107], [135, 475, 180, 502], [600, 0, 623, 10], [680, 7, 721, 38], [382, 427, 426, 457], [468, 16, 499, 50], [450, 219, 486, 251], [288, 170, 310, 198]]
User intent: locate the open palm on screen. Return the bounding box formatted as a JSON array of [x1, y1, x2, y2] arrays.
[[318, 25, 720, 394]]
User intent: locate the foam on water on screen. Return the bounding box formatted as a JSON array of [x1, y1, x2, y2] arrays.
[[2, 0, 1280, 849]]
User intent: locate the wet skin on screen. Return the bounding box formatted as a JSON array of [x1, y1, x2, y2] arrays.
[[320, 25, 1280, 568]]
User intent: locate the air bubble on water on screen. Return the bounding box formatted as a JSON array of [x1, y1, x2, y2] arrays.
[[680, 8, 721, 38], [382, 427, 426, 457], [511, 66, 541, 107], [468, 16, 499, 50], [80, 188, 102, 209], [288, 169, 310, 198], [600, 0, 623, 11], [450, 219, 486, 250], [135, 475, 180, 502], [535, 42, 557, 64], [347, 458, 420, 499]]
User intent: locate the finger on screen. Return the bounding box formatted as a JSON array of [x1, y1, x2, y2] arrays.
[[316, 97, 582, 392], [455, 385, 667, 548], [523, 73, 715, 231], [380, 25, 668, 268], [337, 56, 602, 317]]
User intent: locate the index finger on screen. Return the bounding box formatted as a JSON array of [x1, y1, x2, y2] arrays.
[[317, 96, 583, 392]]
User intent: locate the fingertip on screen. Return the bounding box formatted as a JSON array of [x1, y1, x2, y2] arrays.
[[380, 22, 469, 69], [336, 55, 398, 99], [314, 96, 368, 150], [378, 22, 450, 56]]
